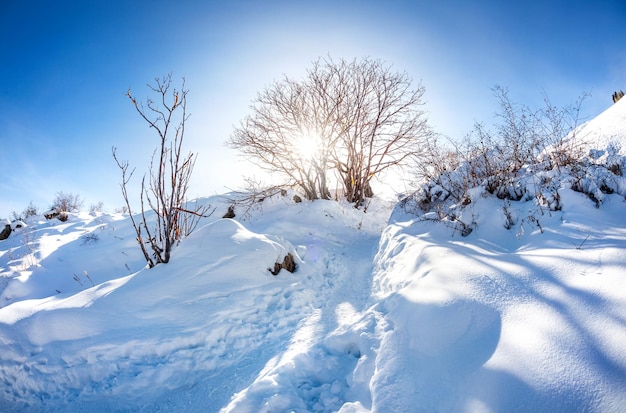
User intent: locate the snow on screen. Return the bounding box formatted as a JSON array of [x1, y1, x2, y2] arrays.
[[576, 97, 626, 155], [1, 100, 625, 412]]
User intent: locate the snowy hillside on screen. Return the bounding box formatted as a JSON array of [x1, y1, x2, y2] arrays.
[[576, 96, 626, 155], [0, 99, 625, 413]]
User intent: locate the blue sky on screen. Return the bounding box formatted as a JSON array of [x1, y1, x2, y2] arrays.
[[1, 0, 624, 217]]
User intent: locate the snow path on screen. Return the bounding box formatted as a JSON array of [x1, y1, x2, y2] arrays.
[[219, 199, 388, 413], [222, 229, 381, 413]]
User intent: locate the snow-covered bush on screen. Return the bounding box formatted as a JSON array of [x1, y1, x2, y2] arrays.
[[604, 141, 624, 176], [23, 201, 38, 218], [11, 201, 39, 222], [403, 138, 626, 233], [567, 143, 626, 207], [401, 88, 624, 234]]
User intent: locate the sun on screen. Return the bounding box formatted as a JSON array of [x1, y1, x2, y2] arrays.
[[293, 130, 322, 161]]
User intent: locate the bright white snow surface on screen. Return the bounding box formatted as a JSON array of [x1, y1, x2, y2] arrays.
[[1, 100, 626, 412]]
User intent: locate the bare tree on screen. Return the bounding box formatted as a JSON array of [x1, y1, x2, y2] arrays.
[[113, 74, 213, 268], [327, 58, 432, 205], [229, 77, 335, 200], [228, 57, 433, 206]]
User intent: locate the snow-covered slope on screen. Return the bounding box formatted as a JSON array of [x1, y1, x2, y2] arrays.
[[0, 100, 625, 412], [366, 191, 626, 412], [576, 96, 626, 154], [0, 197, 390, 412]]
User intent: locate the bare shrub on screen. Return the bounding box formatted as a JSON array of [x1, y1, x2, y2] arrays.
[[403, 87, 590, 232], [51, 191, 83, 213], [114, 206, 129, 214], [23, 202, 38, 218], [569, 157, 624, 208], [501, 201, 516, 230], [89, 201, 104, 214], [221, 177, 292, 220], [10, 202, 39, 222], [113, 74, 214, 268], [7, 230, 38, 270], [80, 232, 100, 245]]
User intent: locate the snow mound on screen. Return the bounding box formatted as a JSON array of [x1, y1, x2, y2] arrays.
[[576, 97, 626, 154], [0, 196, 392, 412], [368, 187, 626, 411], [0, 206, 310, 412]]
